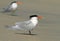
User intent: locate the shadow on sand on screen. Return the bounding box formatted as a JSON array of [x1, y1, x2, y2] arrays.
[[15, 33, 37, 35]]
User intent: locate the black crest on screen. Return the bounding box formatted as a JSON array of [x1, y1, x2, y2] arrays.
[[10, 1, 17, 5], [30, 15, 38, 18]]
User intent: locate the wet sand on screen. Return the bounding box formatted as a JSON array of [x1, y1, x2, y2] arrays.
[[0, 0, 60, 41]]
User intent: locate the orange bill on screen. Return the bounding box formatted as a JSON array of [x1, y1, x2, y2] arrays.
[[16, 2, 23, 4], [38, 16, 43, 19]]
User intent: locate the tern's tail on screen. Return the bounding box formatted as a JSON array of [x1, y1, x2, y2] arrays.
[[2, 8, 11, 13], [5, 25, 20, 30]]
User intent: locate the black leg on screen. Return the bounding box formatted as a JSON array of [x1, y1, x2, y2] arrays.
[[29, 30, 31, 35], [11, 10, 16, 16], [11, 9, 18, 16]]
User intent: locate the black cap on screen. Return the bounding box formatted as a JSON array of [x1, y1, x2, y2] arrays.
[[30, 15, 38, 19], [10, 1, 17, 4], [12, 1, 17, 3]]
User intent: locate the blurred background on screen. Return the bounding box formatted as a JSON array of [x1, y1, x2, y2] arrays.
[[0, 0, 60, 41]]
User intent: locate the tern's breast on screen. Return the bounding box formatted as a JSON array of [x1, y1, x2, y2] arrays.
[[11, 3, 18, 10]]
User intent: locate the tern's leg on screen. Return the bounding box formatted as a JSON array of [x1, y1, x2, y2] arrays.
[[11, 10, 16, 16], [11, 10, 17, 16], [29, 30, 31, 35]]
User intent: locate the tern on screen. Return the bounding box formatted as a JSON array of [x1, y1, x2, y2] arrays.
[[5, 15, 43, 35], [3, 1, 22, 16]]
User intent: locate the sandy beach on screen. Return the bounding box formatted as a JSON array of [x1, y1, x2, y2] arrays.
[[0, 0, 60, 41]]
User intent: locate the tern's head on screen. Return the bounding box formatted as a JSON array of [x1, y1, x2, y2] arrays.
[[11, 1, 23, 5], [30, 15, 43, 20]]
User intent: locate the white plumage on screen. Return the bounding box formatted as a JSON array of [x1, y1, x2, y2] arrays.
[[6, 17, 38, 30], [5, 15, 43, 35], [3, 1, 18, 12]]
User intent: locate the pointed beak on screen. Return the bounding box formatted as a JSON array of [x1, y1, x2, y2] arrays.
[[38, 16, 43, 19], [16, 2, 23, 5]]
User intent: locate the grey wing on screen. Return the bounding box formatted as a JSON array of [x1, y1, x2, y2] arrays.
[[3, 5, 12, 12], [15, 21, 31, 30], [16, 21, 31, 26]]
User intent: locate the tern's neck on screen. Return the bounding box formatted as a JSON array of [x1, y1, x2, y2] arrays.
[[30, 17, 38, 26], [11, 3, 18, 6]]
